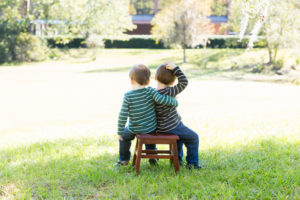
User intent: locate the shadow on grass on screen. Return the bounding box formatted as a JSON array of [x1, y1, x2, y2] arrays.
[[83, 49, 245, 79], [0, 137, 299, 199]]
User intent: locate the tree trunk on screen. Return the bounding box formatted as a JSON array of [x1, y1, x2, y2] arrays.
[[265, 31, 273, 64], [26, 0, 30, 16], [183, 46, 186, 63], [263, 24, 273, 64], [267, 41, 273, 64], [273, 46, 278, 63]]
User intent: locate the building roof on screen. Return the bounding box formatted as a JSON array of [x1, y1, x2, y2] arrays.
[[208, 15, 228, 23], [131, 15, 154, 24], [131, 15, 228, 24]]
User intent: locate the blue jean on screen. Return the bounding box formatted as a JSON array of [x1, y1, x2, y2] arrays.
[[119, 127, 156, 161], [168, 122, 199, 165]]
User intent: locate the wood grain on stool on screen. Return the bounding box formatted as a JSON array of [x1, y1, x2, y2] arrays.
[[132, 133, 180, 174]]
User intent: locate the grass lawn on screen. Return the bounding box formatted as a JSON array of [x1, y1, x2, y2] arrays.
[[0, 49, 300, 199]]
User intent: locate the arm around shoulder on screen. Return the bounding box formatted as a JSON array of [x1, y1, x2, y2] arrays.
[[150, 87, 178, 107]]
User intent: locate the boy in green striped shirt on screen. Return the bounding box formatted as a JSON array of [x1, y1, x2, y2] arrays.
[[115, 64, 178, 166]]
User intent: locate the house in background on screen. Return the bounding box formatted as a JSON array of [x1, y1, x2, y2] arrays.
[[127, 0, 230, 35]]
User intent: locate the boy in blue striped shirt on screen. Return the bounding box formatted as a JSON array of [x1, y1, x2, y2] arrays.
[[114, 64, 178, 166]]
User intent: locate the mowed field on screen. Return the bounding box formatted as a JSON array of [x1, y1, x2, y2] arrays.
[[0, 49, 299, 199]]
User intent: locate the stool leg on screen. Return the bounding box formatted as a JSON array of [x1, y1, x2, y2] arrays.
[[172, 141, 179, 173], [169, 144, 174, 165], [135, 140, 143, 174], [132, 139, 138, 166]]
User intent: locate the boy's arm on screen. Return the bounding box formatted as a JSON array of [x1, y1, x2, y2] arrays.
[[117, 95, 129, 135], [165, 61, 188, 96], [169, 66, 188, 96], [151, 88, 178, 107]]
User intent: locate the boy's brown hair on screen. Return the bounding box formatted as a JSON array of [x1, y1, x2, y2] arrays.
[[129, 64, 151, 85], [156, 64, 176, 85]]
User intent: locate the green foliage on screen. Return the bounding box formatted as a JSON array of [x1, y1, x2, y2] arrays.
[[42, 36, 266, 49], [47, 37, 86, 48], [105, 38, 165, 49], [272, 58, 284, 71], [48, 48, 62, 60], [0, 42, 9, 63], [227, 1, 258, 34], [152, 0, 212, 48], [28, 0, 135, 38], [152, 0, 213, 62], [211, 0, 228, 16], [295, 57, 300, 65], [231, 0, 300, 64], [0, 0, 134, 63], [129, 0, 155, 15], [0, 1, 44, 63], [14, 33, 47, 62], [44, 36, 267, 49], [252, 64, 264, 73]]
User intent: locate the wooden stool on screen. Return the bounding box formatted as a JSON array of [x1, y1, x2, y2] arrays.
[[132, 133, 180, 174]]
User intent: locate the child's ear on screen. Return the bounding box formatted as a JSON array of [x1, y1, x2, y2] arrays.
[[170, 80, 175, 86], [130, 78, 134, 84], [155, 76, 157, 81], [146, 80, 150, 85]]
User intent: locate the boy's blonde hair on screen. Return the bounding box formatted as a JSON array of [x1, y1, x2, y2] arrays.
[[129, 64, 151, 85]]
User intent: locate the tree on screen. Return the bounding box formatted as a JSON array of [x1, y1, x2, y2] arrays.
[[29, 0, 135, 40], [0, 0, 32, 62], [152, 0, 213, 63], [211, 0, 228, 16], [232, 0, 300, 66], [0, 0, 135, 62], [262, 0, 300, 64]]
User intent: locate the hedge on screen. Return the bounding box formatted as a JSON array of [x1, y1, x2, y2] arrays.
[[47, 38, 86, 48], [46, 36, 266, 49], [104, 38, 165, 48]]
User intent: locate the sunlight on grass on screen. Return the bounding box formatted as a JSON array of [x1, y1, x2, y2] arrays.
[[0, 49, 299, 199], [0, 135, 299, 199]]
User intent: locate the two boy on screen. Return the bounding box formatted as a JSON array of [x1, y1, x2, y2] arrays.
[[116, 62, 200, 169]]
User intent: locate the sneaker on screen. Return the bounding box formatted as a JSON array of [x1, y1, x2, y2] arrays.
[[187, 164, 202, 170], [113, 160, 129, 167], [149, 159, 158, 166]]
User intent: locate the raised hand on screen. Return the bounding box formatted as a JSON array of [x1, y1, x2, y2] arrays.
[[165, 61, 176, 70]]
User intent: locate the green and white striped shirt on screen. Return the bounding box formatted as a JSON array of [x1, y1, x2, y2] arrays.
[[117, 87, 178, 135]]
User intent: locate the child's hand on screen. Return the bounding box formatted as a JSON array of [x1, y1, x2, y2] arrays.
[[118, 135, 123, 141], [165, 61, 176, 70]]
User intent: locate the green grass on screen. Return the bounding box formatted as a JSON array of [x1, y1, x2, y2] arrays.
[[2, 48, 298, 84], [1, 135, 299, 199], [1, 48, 300, 199], [72, 48, 297, 84]]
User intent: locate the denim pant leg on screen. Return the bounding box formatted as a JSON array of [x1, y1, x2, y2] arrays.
[[145, 144, 156, 150], [169, 122, 199, 165], [119, 127, 136, 161], [145, 130, 157, 150], [177, 140, 184, 162]]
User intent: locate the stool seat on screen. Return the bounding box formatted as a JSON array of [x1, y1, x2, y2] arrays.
[[132, 132, 180, 174], [136, 133, 179, 140]]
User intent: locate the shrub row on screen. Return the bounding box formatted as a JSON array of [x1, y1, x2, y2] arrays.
[[46, 36, 267, 49], [47, 38, 86, 48], [104, 38, 165, 49], [0, 33, 47, 63]]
